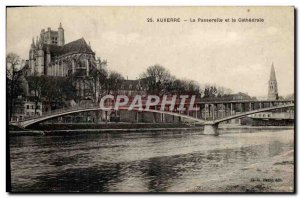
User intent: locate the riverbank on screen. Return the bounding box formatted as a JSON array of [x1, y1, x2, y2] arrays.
[[189, 149, 294, 192], [219, 124, 294, 130], [22, 122, 196, 130], [9, 123, 203, 136], [9, 123, 294, 136]]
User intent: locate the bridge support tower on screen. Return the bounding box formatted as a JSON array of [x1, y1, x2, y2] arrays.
[[203, 123, 219, 136]]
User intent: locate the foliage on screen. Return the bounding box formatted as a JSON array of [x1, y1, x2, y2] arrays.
[[140, 64, 233, 98], [203, 85, 232, 98], [26, 75, 77, 109], [167, 78, 201, 96]]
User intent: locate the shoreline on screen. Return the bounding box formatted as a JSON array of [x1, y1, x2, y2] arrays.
[[9, 127, 203, 136], [9, 124, 294, 136], [189, 149, 294, 192]]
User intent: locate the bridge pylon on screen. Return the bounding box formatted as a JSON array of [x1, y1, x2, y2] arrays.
[[203, 122, 219, 136]]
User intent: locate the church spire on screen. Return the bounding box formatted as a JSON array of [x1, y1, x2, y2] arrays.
[[31, 37, 35, 48], [268, 62, 279, 100], [36, 36, 39, 48], [269, 62, 277, 81]]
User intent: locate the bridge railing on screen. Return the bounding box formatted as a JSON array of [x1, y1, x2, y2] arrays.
[[18, 99, 295, 122], [21, 103, 100, 121]]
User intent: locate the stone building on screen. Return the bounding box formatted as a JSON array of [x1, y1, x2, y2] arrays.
[[10, 96, 43, 122], [27, 23, 98, 98], [118, 78, 148, 97], [28, 23, 96, 77]]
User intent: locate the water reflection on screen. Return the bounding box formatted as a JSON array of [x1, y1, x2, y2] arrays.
[[10, 129, 294, 192]]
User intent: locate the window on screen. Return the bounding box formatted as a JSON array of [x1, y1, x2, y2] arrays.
[[26, 105, 29, 109], [32, 105, 34, 109]]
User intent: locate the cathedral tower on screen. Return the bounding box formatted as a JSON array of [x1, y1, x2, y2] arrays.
[[58, 22, 65, 46], [36, 40, 45, 75], [268, 63, 279, 100], [29, 37, 36, 75]]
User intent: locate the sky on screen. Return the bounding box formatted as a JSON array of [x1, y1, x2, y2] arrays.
[[6, 6, 294, 97]]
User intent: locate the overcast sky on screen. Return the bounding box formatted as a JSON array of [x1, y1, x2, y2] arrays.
[[7, 7, 294, 97]]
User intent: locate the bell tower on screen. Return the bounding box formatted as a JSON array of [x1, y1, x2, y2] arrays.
[[58, 22, 65, 46], [268, 62, 279, 100], [29, 37, 36, 75]]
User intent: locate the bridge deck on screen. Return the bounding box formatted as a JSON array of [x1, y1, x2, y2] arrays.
[[10, 101, 294, 128]]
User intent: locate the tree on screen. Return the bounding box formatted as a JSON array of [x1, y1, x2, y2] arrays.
[[166, 78, 201, 96], [217, 86, 232, 97], [203, 86, 210, 98], [6, 53, 24, 120], [26, 75, 77, 111], [26, 73, 47, 114], [42, 76, 77, 109], [202, 84, 232, 99], [140, 64, 172, 95], [105, 71, 124, 95], [185, 80, 201, 96]]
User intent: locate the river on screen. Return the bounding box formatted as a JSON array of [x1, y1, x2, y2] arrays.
[[9, 128, 294, 192]]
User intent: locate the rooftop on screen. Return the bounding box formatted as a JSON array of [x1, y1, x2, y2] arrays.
[[43, 38, 94, 57]]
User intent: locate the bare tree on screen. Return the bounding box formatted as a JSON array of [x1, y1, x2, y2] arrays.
[[202, 84, 232, 99], [106, 71, 124, 95], [140, 64, 172, 95], [6, 53, 24, 120]]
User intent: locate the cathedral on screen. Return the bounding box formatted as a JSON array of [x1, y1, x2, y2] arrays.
[[28, 23, 97, 77], [27, 23, 100, 98]]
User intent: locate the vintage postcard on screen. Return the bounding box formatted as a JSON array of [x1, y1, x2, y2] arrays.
[[6, 6, 295, 193]]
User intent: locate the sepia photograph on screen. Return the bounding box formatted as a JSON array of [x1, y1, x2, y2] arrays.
[[6, 6, 295, 193]]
